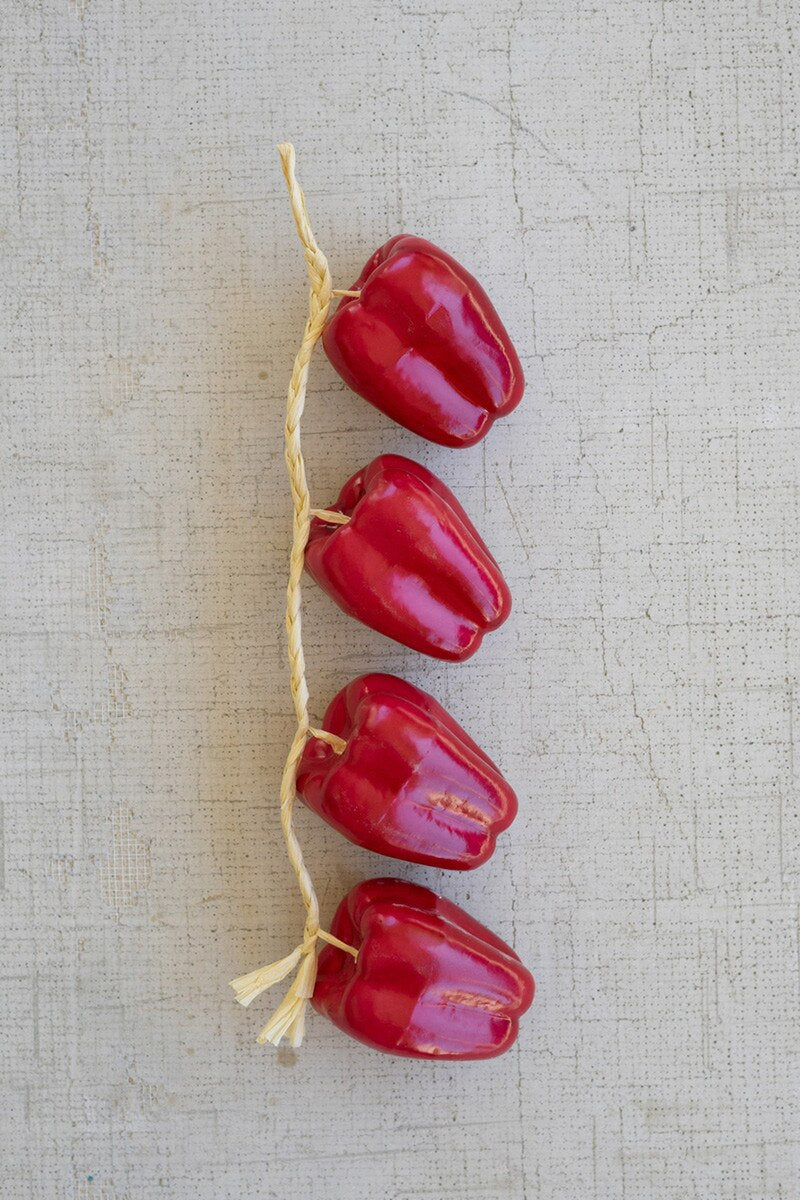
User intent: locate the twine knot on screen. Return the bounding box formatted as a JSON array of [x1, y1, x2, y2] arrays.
[[230, 923, 358, 1047]]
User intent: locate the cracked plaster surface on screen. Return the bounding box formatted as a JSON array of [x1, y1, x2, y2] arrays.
[[3, 1, 800, 1197]]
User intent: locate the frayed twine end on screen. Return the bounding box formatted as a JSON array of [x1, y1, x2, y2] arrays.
[[229, 940, 315, 1048], [230, 929, 358, 1048]]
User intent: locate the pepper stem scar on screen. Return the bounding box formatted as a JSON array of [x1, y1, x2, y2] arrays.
[[229, 143, 358, 1048]]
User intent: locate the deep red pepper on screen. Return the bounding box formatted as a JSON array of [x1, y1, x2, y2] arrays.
[[297, 673, 517, 869], [322, 236, 524, 448], [297, 672, 515, 868], [312, 878, 534, 1059], [305, 454, 511, 661]]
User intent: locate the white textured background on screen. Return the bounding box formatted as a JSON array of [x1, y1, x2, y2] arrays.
[[3, 1, 800, 1197]]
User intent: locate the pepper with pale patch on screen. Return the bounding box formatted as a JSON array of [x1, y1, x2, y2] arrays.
[[313, 879, 535, 1059], [297, 673, 517, 869]]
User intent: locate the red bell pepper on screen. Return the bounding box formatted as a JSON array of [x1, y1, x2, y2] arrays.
[[312, 878, 534, 1059], [305, 454, 511, 661], [297, 673, 517, 869], [322, 236, 524, 448]]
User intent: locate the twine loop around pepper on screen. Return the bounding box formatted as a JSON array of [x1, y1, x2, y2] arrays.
[[229, 143, 357, 1048]]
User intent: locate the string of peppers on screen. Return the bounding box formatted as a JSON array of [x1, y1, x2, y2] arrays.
[[230, 144, 535, 1059]]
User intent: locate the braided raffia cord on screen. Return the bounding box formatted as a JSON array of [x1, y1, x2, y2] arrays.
[[229, 144, 356, 1048]]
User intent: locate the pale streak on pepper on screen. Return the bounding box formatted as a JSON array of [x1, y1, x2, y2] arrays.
[[228, 143, 357, 1049]]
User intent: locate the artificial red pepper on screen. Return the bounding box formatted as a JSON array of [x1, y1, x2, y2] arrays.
[[312, 878, 534, 1059], [305, 454, 511, 661], [322, 236, 524, 448], [297, 673, 517, 869]]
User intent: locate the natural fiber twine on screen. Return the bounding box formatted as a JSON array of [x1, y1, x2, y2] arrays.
[[229, 144, 357, 1048]]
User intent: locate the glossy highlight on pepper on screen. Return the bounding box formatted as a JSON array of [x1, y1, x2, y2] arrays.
[[304, 454, 511, 661], [297, 673, 518, 869], [312, 878, 535, 1059], [323, 235, 524, 447]]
